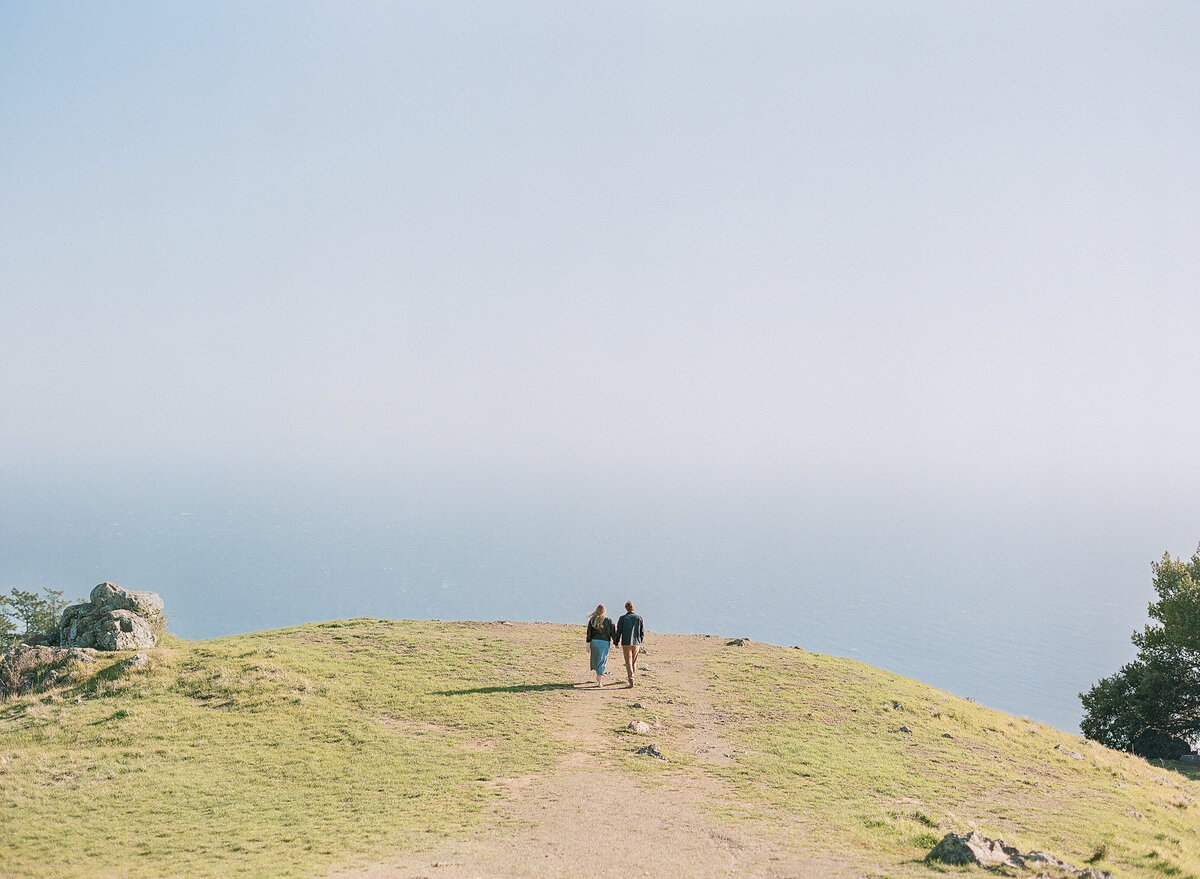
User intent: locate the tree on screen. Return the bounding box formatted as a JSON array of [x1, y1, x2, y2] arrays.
[[1081, 547, 1200, 758], [4, 588, 68, 638], [0, 593, 15, 644]]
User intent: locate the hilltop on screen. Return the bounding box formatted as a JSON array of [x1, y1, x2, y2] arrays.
[[1, 619, 1198, 878]]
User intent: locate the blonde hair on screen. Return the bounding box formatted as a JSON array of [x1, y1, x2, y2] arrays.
[[589, 604, 606, 627]]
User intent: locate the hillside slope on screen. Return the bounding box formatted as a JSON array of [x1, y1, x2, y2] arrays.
[[1, 620, 1197, 878]]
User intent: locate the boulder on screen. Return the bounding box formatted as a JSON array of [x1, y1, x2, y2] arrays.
[[97, 610, 156, 651], [926, 831, 1110, 878], [628, 720, 651, 734], [89, 582, 165, 619], [58, 603, 95, 645], [926, 830, 1019, 868], [60, 583, 162, 651]]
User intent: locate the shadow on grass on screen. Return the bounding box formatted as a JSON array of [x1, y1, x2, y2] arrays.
[[1151, 757, 1200, 782], [74, 659, 133, 697], [434, 682, 578, 696], [0, 701, 28, 723], [907, 859, 950, 874], [90, 708, 130, 725]]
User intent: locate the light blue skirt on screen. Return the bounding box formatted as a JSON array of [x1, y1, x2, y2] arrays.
[[590, 639, 611, 674]]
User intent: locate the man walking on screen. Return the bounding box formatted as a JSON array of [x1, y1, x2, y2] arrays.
[[616, 600, 644, 688]]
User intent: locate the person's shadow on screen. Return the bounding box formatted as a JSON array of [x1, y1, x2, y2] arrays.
[[571, 678, 630, 692], [433, 682, 577, 696]]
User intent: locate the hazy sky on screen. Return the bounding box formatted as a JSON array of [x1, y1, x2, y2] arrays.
[[4, 3, 1199, 489]]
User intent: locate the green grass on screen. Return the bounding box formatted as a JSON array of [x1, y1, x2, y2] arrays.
[[0, 619, 577, 879], [704, 642, 1200, 878], [4, 621, 1200, 879]]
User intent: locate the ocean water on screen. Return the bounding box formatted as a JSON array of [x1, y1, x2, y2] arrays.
[[3, 463, 1195, 733]]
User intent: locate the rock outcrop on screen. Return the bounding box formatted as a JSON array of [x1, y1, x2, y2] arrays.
[[0, 643, 97, 698], [926, 830, 1111, 878], [58, 582, 163, 651]]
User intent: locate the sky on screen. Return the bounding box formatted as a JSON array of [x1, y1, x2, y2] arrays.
[[3, 2, 1200, 491]]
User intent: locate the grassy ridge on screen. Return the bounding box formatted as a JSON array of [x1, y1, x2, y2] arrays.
[[2, 620, 1199, 878], [0, 620, 576, 879], [707, 643, 1200, 877]]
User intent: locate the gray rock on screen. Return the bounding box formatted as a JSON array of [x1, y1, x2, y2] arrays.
[[60, 604, 100, 648], [926, 831, 1110, 878], [726, 638, 751, 647], [628, 720, 651, 734], [58, 604, 92, 639], [60, 583, 161, 651], [96, 610, 156, 651], [1053, 742, 1087, 760], [926, 830, 1019, 868], [1022, 849, 1078, 871], [89, 582, 164, 619], [121, 653, 150, 671], [635, 744, 668, 761]]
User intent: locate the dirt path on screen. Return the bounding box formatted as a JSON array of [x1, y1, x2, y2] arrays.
[[328, 631, 859, 879]]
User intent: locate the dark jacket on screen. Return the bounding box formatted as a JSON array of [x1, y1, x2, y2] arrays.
[[616, 612, 644, 646], [586, 617, 617, 644]]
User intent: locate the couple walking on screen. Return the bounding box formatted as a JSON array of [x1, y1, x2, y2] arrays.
[[586, 601, 644, 688]]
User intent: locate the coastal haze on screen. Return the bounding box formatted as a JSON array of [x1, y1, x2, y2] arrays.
[[4, 4, 1200, 733]]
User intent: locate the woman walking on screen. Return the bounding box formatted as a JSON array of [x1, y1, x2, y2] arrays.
[[586, 604, 617, 687]]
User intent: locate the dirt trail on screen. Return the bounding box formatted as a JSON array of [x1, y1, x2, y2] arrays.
[[329, 631, 856, 879]]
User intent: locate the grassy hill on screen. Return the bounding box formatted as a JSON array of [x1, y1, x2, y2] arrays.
[[1, 619, 1198, 878]]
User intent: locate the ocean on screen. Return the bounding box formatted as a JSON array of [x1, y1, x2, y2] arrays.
[[4, 461, 1195, 733]]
